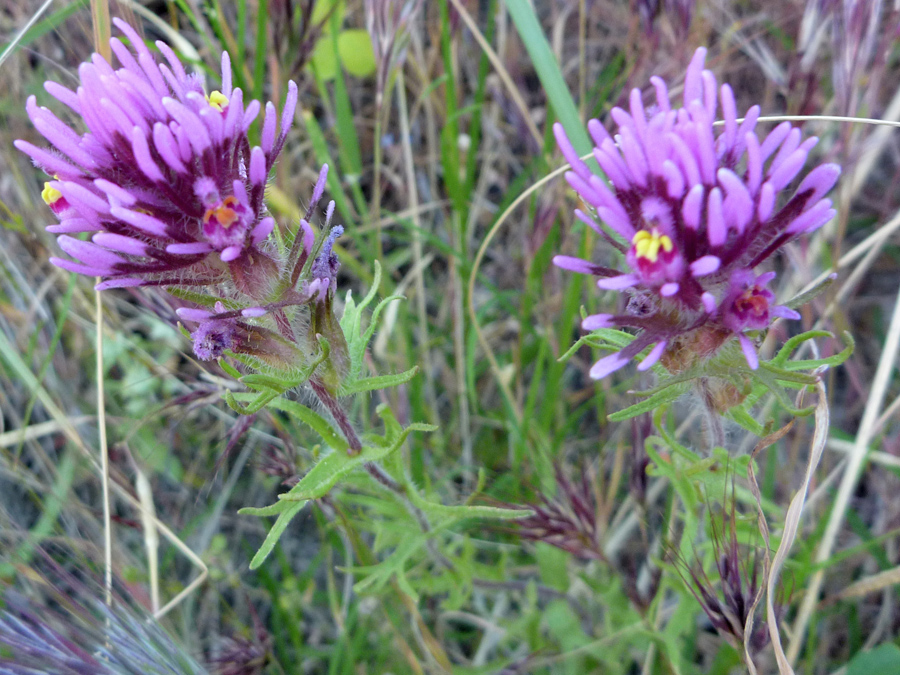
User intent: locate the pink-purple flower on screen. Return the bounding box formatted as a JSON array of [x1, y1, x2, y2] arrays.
[[15, 19, 296, 295], [554, 48, 839, 378]]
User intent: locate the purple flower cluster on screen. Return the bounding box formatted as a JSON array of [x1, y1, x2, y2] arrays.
[[16, 18, 296, 293], [554, 48, 840, 378], [16, 20, 352, 369]]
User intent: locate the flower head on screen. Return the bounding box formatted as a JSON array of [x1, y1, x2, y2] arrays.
[[554, 48, 840, 377], [168, 168, 345, 372], [16, 19, 296, 294]]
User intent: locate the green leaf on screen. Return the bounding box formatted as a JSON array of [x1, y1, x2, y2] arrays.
[[264, 396, 349, 452], [225, 389, 279, 415], [310, 38, 339, 81], [218, 357, 242, 379], [247, 500, 307, 569], [167, 287, 234, 308], [502, 0, 592, 156], [276, 418, 436, 503], [727, 405, 766, 436], [337, 30, 376, 77], [241, 374, 294, 392], [536, 542, 569, 591], [558, 328, 635, 362], [351, 535, 425, 597], [846, 644, 900, 675], [784, 273, 836, 310], [607, 383, 690, 422], [342, 366, 419, 395], [407, 488, 532, 525], [239, 500, 294, 517], [311, 0, 344, 26], [779, 331, 854, 372], [770, 330, 835, 367]]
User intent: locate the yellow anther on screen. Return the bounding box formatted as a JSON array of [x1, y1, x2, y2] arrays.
[[41, 182, 63, 206], [631, 228, 673, 264], [206, 90, 229, 112]]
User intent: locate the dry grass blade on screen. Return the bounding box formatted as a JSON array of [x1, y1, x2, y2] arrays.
[[0, 328, 209, 620], [789, 285, 900, 664], [135, 468, 160, 615], [831, 565, 900, 604], [467, 161, 571, 422], [0, 0, 54, 68], [762, 379, 829, 674], [447, 0, 543, 149], [90, 0, 113, 612], [744, 417, 797, 674], [0, 417, 92, 448]]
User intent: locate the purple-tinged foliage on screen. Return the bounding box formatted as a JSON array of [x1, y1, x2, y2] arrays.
[[16, 19, 296, 296], [210, 633, 268, 675], [554, 48, 840, 377], [257, 444, 302, 487], [516, 465, 605, 562], [177, 301, 306, 368], [673, 496, 777, 655], [365, 0, 424, 104], [209, 606, 270, 675], [0, 592, 207, 675], [516, 463, 662, 611]]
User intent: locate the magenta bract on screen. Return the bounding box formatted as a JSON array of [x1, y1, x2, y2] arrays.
[[16, 19, 297, 292], [554, 48, 840, 376]]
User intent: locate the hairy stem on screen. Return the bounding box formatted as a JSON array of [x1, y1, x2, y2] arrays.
[[700, 379, 726, 450], [309, 378, 362, 453]]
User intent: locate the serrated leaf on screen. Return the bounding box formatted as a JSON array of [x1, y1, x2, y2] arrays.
[[340, 262, 399, 384], [351, 535, 424, 596], [264, 396, 348, 452], [239, 500, 294, 517], [342, 366, 419, 395], [607, 383, 689, 422], [409, 494, 532, 524], [247, 500, 307, 569], [727, 405, 766, 435], [277, 417, 435, 502], [770, 330, 834, 367]]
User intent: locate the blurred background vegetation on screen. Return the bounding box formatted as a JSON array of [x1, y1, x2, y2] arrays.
[[1, 0, 900, 672]]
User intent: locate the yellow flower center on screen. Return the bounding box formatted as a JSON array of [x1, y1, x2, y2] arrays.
[[41, 182, 63, 206], [206, 90, 229, 112], [632, 228, 673, 263], [203, 196, 241, 229]]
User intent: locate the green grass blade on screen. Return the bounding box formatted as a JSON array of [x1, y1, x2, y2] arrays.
[[502, 0, 592, 155]]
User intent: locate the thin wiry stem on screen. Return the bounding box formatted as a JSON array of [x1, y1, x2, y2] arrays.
[[447, 0, 543, 148], [0, 0, 54, 68], [0, 330, 209, 620], [96, 287, 112, 611], [90, 0, 113, 612], [396, 70, 437, 420], [788, 289, 900, 665]]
